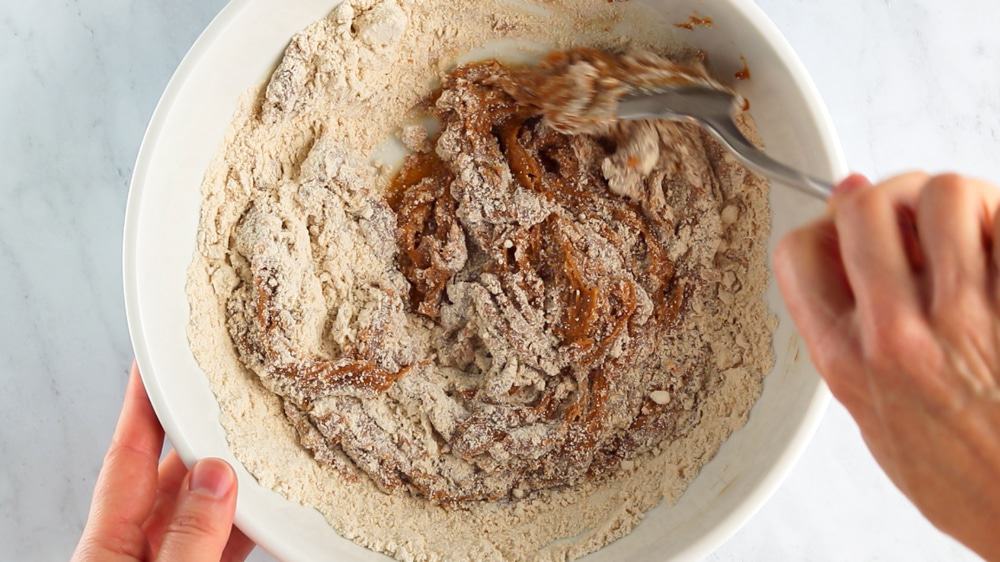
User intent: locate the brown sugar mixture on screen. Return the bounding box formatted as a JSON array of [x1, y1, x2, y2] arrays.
[[221, 46, 763, 504]]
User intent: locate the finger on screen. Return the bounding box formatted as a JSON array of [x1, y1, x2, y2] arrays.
[[832, 172, 928, 343], [220, 527, 256, 562], [774, 212, 867, 413], [917, 174, 999, 312], [73, 364, 164, 562], [143, 450, 189, 555], [830, 172, 871, 198], [775, 217, 853, 338], [148, 453, 255, 562], [155, 458, 238, 562], [158, 450, 189, 495], [915, 175, 1000, 395]]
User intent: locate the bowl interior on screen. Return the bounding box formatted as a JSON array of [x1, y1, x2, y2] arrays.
[[124, 0, 844, 560]]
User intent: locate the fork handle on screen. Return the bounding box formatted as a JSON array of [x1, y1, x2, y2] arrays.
[[703, 117, 834, 201]]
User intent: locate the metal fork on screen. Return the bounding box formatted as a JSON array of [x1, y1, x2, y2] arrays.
[[617, 87, 833, 200]]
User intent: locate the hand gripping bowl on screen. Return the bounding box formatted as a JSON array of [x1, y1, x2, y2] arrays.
[[123, 0, 846, 559]]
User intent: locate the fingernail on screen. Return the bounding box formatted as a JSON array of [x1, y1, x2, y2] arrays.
[[189, 458, 235, 499], [832, 173, 871, 196]]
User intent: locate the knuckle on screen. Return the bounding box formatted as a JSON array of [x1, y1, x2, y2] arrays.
[[838, 186, 885, 221], [920, 173, 968, 209], [774, 230, 806, 265], [810, 345, 842, 378], [863, 310, 928, 370], [103, 440, 147, 467], [931, 288, 981, 324], [807, 337, 866, 407], [773, 227, 820, 282], [75, 527, 147, 562], [806, 326, 857, 383], [926, 172, 966, 194], [166, 510, 220, 539], [931, 296, 991, 355]]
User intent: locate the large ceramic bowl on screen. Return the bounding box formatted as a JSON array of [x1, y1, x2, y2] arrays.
[[124, 0, 846, 559]]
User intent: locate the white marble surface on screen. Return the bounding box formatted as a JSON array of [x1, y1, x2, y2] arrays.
[[1, 1, 994, 560]]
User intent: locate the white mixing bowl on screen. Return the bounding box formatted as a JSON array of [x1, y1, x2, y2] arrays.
[[124, 0, 846, 559]]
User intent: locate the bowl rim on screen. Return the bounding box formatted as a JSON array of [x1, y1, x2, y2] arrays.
[[123, 1, 845, 560]]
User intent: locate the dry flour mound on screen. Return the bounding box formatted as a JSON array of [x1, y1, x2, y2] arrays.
[[187, 1, 773, 560]]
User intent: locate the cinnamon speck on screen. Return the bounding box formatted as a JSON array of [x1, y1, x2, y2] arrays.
[[735, 56, 751, 81], [674, 13, 713, 31]]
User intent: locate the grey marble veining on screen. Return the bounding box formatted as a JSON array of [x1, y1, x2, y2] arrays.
[[0, 1, 993, 560], [0, 1, 228, 560]]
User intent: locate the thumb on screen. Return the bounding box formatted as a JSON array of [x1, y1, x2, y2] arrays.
[[155, 458, 238, 562]]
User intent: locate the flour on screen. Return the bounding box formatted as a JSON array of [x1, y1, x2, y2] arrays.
[[186, 0, 774, 560]]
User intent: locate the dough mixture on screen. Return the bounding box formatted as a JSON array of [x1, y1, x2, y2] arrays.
[[187, 0, 774, 559]]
